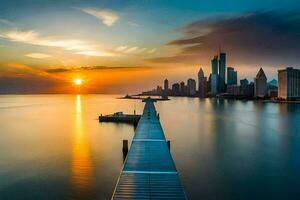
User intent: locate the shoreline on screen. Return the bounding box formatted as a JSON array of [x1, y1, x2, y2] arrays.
[[132, 94, 300, 104]]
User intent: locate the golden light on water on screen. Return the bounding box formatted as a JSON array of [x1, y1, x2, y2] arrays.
[[76, 95, 81, 114], [70, 95, 95, 198]]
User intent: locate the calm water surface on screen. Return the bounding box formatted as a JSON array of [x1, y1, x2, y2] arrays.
[[0, 95, 300, 200]]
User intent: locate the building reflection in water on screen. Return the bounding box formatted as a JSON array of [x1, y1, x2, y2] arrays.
[[70, 95, 95, 199]]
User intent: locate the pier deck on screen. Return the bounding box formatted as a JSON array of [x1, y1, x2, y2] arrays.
[[112, 97, 187, 199]]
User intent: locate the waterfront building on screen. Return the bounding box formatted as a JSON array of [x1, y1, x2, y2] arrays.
[[180, 81, 186, 96], [198, 68, 207, 97], [228, 83, 254, 97], [211, 56, 219, 95], [163, 79, 169, 96], [218, 52, 226, 92], [278, 67, 300, 100], [164, 79, 169, 92], [172, 83, 180, 96], [227, 85, 242, 96], [267, 79, 278, 99], [187, 78, 196, 96], [254, 68, 267, 98], [227, 67, 237, 86], [156, 85, 163, 95], [240, 78, 249, 86], [268, 90, 278, 99], [211, 74, 218, 96], [241, 82, 254, 97], [207, 74, 211, 94]]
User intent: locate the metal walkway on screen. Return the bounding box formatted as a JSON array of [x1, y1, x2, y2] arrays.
[[112, 97, 187, 199]]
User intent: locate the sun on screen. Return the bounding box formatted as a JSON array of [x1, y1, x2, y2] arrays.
[[73, 78, 82, 86]]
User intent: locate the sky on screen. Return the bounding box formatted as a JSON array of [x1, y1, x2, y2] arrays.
[[0, 0, 300, 93]]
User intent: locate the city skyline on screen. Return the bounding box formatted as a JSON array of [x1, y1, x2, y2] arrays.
[[1, 1, 300, 93], [143, 50, 300, 100]]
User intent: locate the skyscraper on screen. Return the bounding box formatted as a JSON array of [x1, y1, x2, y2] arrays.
[[164, 79, 169, 91], [187, 78, 196, 96], [179, 81, 186, 96], [211, 74, 218, 95], [211, 56, 218, 75], [207, 74, 211, 94], [254, 68, 267, 98], [156, 85, 163, 95], [227, 67, 237, 86], [218, 52, 226, 92], [211, 56, 219, 95], [278, 67, 300, 100], [198, 68, 207, 98], [171, 83, 180, 95], [163, 79, 169, 97]]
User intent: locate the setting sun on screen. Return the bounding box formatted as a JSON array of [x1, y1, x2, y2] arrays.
[[74, 78, 82, 86]]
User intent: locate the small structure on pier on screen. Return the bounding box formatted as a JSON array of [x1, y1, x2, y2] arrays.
[[99, 112, 141, 126]]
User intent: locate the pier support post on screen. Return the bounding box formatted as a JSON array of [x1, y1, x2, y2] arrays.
[[122, 140, 128, 162], [133, 121, 138, 129], [167, 140, 170, 150]]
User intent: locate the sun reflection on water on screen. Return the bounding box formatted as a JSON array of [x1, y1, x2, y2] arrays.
[[70, 95, 95, 199]]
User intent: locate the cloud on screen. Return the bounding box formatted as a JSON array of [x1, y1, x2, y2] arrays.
[[150, 11, 300, 67], [114, 46, 156, 55], [46, 68, 69, 73], [2, 30, 92, 51], [82, 8, 119, 26], [0, 18, 14, 26], [115, 45, 128, 52], [128, 21, 139, 27], [0, 29, 155, 58], [0, 30, 114, 57], [124, 46, 138, 53], [136, 48, 147, 53], [25, 53, 52, 59], [147, 48, 156, 54], [75, 51, 115, 57], [46, 66, 144, 73], [0, 74, 63, 94], [0, 62, 49, 78], [0, 62, 65, 94]]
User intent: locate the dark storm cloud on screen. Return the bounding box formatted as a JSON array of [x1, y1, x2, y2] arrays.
[[46, 66, 146, 73], [151, 11, 300, 67], [0, 75, 64, 94], [46, 68, 70, 73]]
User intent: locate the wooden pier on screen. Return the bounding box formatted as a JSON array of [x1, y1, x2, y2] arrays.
[[111, 97, 187, 199]]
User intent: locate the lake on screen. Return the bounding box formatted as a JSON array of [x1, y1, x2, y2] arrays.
[[1, 95, 300, 200]]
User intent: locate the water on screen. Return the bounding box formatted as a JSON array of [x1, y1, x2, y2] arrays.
[[0, 95, 300, 200]]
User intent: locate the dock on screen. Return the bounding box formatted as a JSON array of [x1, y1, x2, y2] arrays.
[[111, 97, 187, 199], [99, 112, 141, 125], [119, 94, 170, 101]]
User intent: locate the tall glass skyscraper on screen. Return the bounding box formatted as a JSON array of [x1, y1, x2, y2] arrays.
[[211, 56, 219, 95], [164, 79, 169, 91], [218, 52, 226, 92], [198, 68, 207, 98], [227, 67, 237, 86], [211, 56, 218, 75]]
